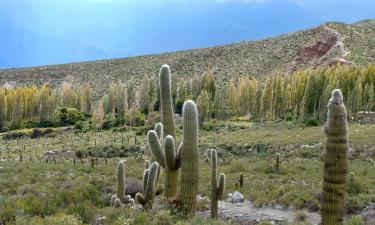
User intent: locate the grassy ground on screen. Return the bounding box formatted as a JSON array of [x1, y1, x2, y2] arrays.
[[0, 121, 374, 224]]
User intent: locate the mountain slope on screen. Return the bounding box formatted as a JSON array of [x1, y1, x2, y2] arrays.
[[0, 19, 374, 99]]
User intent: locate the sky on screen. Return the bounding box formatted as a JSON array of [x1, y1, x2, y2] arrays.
[[0, 0, 374, 69]]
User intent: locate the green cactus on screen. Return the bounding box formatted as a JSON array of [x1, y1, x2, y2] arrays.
[[321, 89, 348, 225], [155, 122, 163, 142], [135, 162, 159, 208], [147, 128, 181, 198], [180, 100, 199, 215], [159, 64, 176, 140], [117, 160, 126, 203], [210, 149, 225, 218]]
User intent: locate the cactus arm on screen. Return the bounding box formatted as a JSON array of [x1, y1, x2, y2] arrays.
[[155, 122, 164, 141], [175, 142, 183, 169], [147, 130, 166, 168], [164, 135, 176, 170], [143, 169, 149, 195], [144, 162, 159, 208], [159, 65, 176, 139]]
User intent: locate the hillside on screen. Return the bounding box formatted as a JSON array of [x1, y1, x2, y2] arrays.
[[0, 19, 374, 99]]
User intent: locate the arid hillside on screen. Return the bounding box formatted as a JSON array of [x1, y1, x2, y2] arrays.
[[0, 20, 374, 99]]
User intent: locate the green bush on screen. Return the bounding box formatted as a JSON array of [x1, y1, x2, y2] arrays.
[[346, 215, 364, 225], [0, 197, 16, 223], [53, 107, 85, 126], [3, 129, 31, 140], [305, 119, 319, 126], [124, 110, 146, 126]]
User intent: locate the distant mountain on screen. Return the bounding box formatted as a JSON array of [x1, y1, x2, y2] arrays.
[[0, 19, 374, 99]]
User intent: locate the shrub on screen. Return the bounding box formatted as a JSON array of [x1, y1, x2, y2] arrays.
[[30, 128, 43, 138], [3, 129, 31, 140], [124, 110, 146, 126], [74, 121, 83, 130], [346, 215, 364, 225], [305, 119, 319, 126], [53, 107, 85, 126]]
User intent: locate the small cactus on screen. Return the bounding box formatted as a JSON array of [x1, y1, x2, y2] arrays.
[[135, 162, 159, 208], [180, 100, 199, 215], [321, 89, 348, 225], [210, 149, 225, 218], [90, 158, 95, 168], [239, 174, 244, 188], [275, 153, 281, 170], [117, 160, 126, 202]]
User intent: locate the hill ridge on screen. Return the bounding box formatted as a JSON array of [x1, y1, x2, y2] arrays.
[[0, 19, 374, 99]]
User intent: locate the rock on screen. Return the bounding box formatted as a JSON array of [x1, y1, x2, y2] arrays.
[[196, 194, 210, 210], [92, 215, 106, 225], [227, 191, 244, 203], [362, 210, 375, 225]]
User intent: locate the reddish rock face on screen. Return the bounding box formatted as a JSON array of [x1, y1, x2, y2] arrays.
[[288, 25, 350, 72], [295, 35, 339, 62]]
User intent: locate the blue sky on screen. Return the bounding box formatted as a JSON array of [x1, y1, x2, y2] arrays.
[[0, 0, 374, 69]]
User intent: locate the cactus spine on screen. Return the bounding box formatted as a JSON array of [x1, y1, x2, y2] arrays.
[[135, 162, 159, 208], [159, 65, 176, 140], [321, 89, 348, 225], [117, 160, 126, 202], [211, 149, 225, 218], [180, 100, 199, 215]]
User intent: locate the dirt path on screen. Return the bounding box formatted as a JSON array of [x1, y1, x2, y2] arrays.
[[199, 200, 320, 225]]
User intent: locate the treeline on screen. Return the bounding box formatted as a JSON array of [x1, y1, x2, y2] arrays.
[[0, 83, 93, 131], [0, 65, 374, 131], [215, 65, 375, 123]]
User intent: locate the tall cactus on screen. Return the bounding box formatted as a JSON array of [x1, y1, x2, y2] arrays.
[[180, 100, 199, 215], [146, 65, 181, 198], [211, 149, 225, 218], [159, 65, 175, 139], [117, 160, 126, 202], [135, 162, 159, 209], [321, 89, 348, 225]]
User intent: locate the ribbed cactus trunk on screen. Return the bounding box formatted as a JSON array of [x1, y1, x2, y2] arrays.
[[117, 160, 126, 202], [159, 65, 176, 139], [321, 89, 348, 225], [211, 149, 225, 218], [180, 100, 199, 215]]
